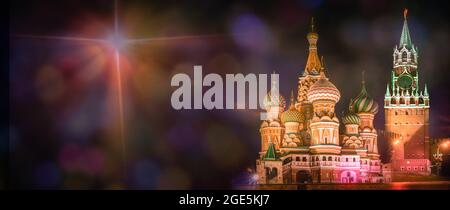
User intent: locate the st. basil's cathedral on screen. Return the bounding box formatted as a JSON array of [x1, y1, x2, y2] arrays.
[[256, 10, 430, 184]]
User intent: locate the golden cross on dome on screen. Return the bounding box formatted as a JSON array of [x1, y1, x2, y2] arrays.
[[362, 71, 366, 84]]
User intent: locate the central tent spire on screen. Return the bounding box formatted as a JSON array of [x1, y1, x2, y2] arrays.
[[304, 17, 324, 75]]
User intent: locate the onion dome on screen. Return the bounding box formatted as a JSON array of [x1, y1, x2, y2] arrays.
[[342, 112, 360, 125], [342, 100, 361, 125], [307, 72, 341, 103], [351, 74, 379, 114], [263, 92, 286, 110], [281, 91, 305, 123], [263, 78, 286, 110]]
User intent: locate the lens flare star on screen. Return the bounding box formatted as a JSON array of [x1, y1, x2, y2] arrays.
[[11, 0, 232, 182]]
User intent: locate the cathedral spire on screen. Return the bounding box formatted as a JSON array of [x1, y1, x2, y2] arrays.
[[360, 71, 367, 95], [289, 90, 295, 108], [304, 17, 324, 75], [400, 8, 413, 48]]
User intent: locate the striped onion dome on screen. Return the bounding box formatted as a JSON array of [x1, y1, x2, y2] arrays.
[[263, 92, 286, 111], [281, 92, 304, 123], [342, 112, 360, 125], [342, 100, 361, 125], [263, 78, 286, 110], [351, 81, 378, 114], [307, 72, 341, 103]]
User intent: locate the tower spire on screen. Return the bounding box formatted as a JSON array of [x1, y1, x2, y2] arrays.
[[385, 84, 391, 97], [400, 8, 413, 48], [289, 90, 295, 109], [361, 71, 367, 94], [304, 17, 323, 75]]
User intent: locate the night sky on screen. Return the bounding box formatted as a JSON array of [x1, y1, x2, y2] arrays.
[[9, 0, 450, 189]]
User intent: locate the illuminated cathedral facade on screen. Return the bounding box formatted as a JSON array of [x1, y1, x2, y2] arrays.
[[255, 19, 392, 184]]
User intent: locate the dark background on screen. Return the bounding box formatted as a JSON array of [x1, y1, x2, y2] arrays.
[[9, 0, 450, 189]]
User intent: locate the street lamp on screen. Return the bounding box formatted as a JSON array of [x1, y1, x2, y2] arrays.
[[391, 135, 403, 162], [433, 140, 449, 176]]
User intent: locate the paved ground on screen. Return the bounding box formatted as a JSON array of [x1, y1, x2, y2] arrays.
[[238, 181, 450, 190]]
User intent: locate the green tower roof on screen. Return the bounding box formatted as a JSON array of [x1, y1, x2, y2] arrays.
[[400, 9, 413, 48], [264, 142, 277, 161]]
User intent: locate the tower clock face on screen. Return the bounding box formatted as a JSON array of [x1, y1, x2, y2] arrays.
[[397, 74, 413, 89]]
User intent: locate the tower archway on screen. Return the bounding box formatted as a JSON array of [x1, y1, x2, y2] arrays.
[[296, 171, 312, 184]]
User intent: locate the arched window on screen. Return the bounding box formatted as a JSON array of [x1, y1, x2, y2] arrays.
[[328, 156, 332, 161], [272, 168, 278, 177], [316, 157, 319, 161], [322, 156, 326, 161], [346, 158, 349, 162], [402, 52, 407, 62], [353, 158, 356, 162], [324, 137, 327, 144], [302, 157, 307, 162]]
